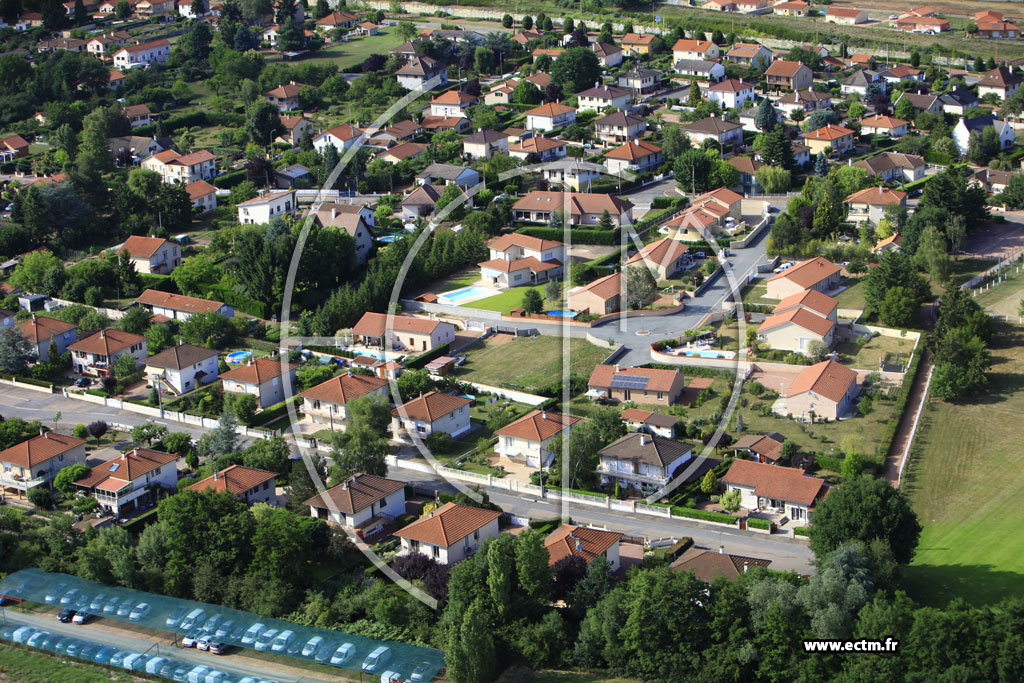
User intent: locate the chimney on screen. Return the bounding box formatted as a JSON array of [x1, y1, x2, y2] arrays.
[[719, 545, 724, 554], [133, 447, 138, 457], [743, 563, 749, 573], [99, 329, 105, 339], [576, 538, 582, 551], [214, 468, 219, 481], [40, 428, 46, 437], [640, 434, 646, 446], [541, 411, 547, 420], [332, 207, 338, 219]]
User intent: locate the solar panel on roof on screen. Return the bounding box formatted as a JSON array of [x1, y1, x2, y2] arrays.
[[610, 374, 649, 390], [108, 463, 120, 472]]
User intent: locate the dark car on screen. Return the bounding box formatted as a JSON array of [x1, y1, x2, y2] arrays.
[[57, 608, 76, 623], [94, 647, 118, 664]]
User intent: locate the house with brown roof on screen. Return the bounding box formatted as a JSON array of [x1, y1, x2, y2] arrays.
[[112, 38, 170, 69], [508, 136, 567, 162], [187, 465, 278, 506], [733, 433, 787, 464], [512, 191, 633, 227], [891, 15, 950, 33], [617, 67, 660, 94], [853, 152, 925, 183], [620, 408, 679, 438], [17, 315, 77, 362], [312, 122, 363, 153], [0, 135, 29, 161], [351, 312, 456, 353], [495, 410, 582, 469], [566, 272, 622, 315], [264, 81, 313, 112], [577, 84, 633, 112], [707, 78, 756, 109], [221, 358, 298, 409], [825, 7, 868, 24], [123, 104, 153, 128], [722, 458, 827, 521], [144, 343, 219, 395], [395, 502, 501, 564], [300, 371, 389, 429], [429, 90, 478, 118], [594, 111, 646, 144], [801, 124, 855, 155], [545, 524, 623, 571], [396, 56, 448, 90], [872, 232, 903, 254], [478, 233, 565, 288], [859, 114, 909, 137], [69, 329, 146, 377], [525, 102, 577, 132], [392, 391, 472, 441], [378, 142, 427, 165], [672, 39, 720, 62], [776, 89, 832, 117], [278, 114, 315, 147], [587, 364, 687, 406], [140, 149, 217, 185], [185, 179, 217, 214], [776, 358, 858, 421], [626, 237, 691, 281], [681, 116, 744, 148], [604, 139, 664, 175], [621, 33, 656, 56], [74, 448, 178, 516], [726, 42, 773, 66], [893, 92, 942, 116], [844, 186, 907, 226], [117, 236, 181, 275], [311, 204, 375, 263], [315, 10, 358, 30], [726, 155, 766, 194], [671, 546, 772, 581], [765, 257, 842, 299], [973, 11, 1020, 38], [765, 60, 813, 92], [462, 129, 508, 160], [135, 289, 233, 321], [757, 305, 836, 355], [773, 0, 808, 17], [0, 432, 87, 499], [305, 473, 406, 538], [597, 432, 693, 489], [978, 66, 1022, 100]]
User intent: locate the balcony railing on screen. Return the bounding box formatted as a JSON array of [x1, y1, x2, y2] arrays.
[[0, 473, 49, 491]]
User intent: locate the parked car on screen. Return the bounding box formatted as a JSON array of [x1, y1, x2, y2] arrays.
[[363, 646, 392, 672], [330, 642, 356, 665], [185, 665, 211, 683], [181, 630, 204, 648], [53, 637, 74, 653], [196, 637, 212, 652], [213, 620, 235, 638], [66, 640, 87, 657], [94, 647, 119, 663], [270, 629, 295, 652], [26, 631, 51, 647], [380, 671, 406, 683], [79, 644, 102, 660], [207, 641, 226, 655], [145, 657, 170, 675], [109, 651, 129, 667], [179, 608, 206, 631], [129, 603, 151, 621], [240, 623, 266, 646], [314, 641, 338, 664], [301, 636, 324, 657], [59, 589, 80, 606], [124, 653, 150, 671], [200, 613, 222, 633], [254, 628, 279, 651], [89, 594, 107, 611], [409, 661, 434, 682], [166, 606, 189, 628], [116, 601, 134, 617], [44, 583, 68, 603], [72, 612, 93, 625], [103, 597, 122, 615], [73, 592, 92, 610], [58, 608, 76, 623]]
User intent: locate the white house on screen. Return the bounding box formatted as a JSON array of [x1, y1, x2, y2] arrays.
[[707, 79, 756, 109], [577, 84, 632, 112], [429, 90, 477, 118], [187, 465, 278, 506], [112, 39, 170, 69], [305, 473, 407, 539], [391, 391, 472, 441], [300, 371, 389, 429], [144, 343, 219, 395], [672, 39, 720, 62], [313, 123, 363, 153], [68, 329, 146, 378], [351, 312, 456, 353], [495, 410, 581, 469], [236, 189, 297, 225], [221, 358, 298, 410], [17, 315, 77, 362], [395, 502, 501, 564], [396, 56, 448, 90], [141, 149, 217, 185], [135, 290, 233, 321], [545, 524, 622, 572], [953, 115, 1016, 156], [596, 432, 693, 489], [185, 180, 218, 214], [525, 102, 577, 132], [74, 448, 178, 517], [117, 236, 181, 275]]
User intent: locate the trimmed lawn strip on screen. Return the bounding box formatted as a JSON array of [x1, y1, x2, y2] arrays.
[[463, 283, 555, 313]]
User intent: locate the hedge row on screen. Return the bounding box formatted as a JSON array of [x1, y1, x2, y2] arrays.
[[747, 517, 772, 530], [406, 342, 451, 370], [304, 345, 359, 359], [670, 506, 740, 525], [794, 526, 811, 537], [875, 348, 926, 461], [204, 285, 270, 319], [251, 397, 300, 428], [212, 169, 248, 190], [134, 110, 244, 138], [516, 226, 621, 246]]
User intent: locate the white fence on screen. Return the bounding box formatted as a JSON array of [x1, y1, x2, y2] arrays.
[[464, 382, 549, 406]]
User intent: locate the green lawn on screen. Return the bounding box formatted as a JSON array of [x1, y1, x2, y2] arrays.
[[466, 283, 557, 314], [296, 29, 405, 70], [434, 269, 483, 294], [455, 335, 612, 391], [834, 332, 918, 371], [835, 277, 867, 311], [902, 321, 1024, 606], [0, 643, 140, 683], [974, 267, 1024, 318]]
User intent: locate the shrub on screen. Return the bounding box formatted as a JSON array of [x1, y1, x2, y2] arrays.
[[391, 551, 437, 580], [664, 537, 694, 561], [719, 489, 742, 513], [425, 431, 453, 455], [747, 517, 772, 530], [672, 505, 738, 524], [72, 424, 88, 439], [27, 487, 54, 509]]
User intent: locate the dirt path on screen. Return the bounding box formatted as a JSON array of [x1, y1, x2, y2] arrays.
[[884, 354, 932, 488]]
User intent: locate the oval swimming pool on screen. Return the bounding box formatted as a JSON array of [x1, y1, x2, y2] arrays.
[[225, 351, 252, 363]]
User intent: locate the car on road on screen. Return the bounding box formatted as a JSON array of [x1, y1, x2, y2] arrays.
[[58, 608, 76, 622], [270, 629, 295, 652], [241, 622, 266, 645], [330, 642, 356, 665], [44, 583, 68, 603], [254, 628, 279, 651], [363, 646, 392, 672], [59, 589, 80, 606], [179, 608, 206, 631], [166, 606, 189, 628], [74, 377, 92, 387], [129, 603, 151, 621], [301, 635, 324, 657], [72, 612, 94, 625], [26, 630, 51, 647]]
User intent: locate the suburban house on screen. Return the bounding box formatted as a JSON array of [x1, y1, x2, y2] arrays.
[[977, 66, 1022, 100], [478, 233, 565, 289], [416, 162, 480, 189], [892, 14, 950, 32], [672, 39, 720, 62], [671, 547, 772, 581], [140, 149, 217, 185], [873, 233, 904, 254], [776, 89, 832, 117], [776, 358, 859, 421], [722, 458, 827, 522], [278, 115, 315, 147], [400, 184, 444, 219], [567, 272, 623, 315], [264, 81, 312, 112], [135, 289, 233, 321], [117, 236, 181, 275], [396, 56, 448, 90], [220, 358, 298, 410], [953, 115, 1016, 156], [626, 237, 691, 280], [429, 90, 478, 118], [112, 39, 170, 69], [765, 60, 814, 92], [313, 123, 363, 153], [186, 180, 218, 214], [17, 315, 77, 362], [188, 465, 278, 506], [107, 135, 163, 164], [144, 343, 219, 395], [69, 329, 146, 377], [973, 11, 1020, 38], [893, 92, 942, 116], [970, 167, 1019, 194], [621, 408, 679, 438], [525, 102, 577, 132], [597, 432, 693, 489], [938, 86, 980, 116], [236, 189, 296, 225], [545, 524, 623, 572], [773, 0, 808, 17], [757, 303, 836, 354], [123, 104, 153, 129], [300, 371, 389, 430], [845, 186, 908, 226], [726, 155, 766, 194], [674, 59, 726, 82], [825, 7, 868, 24], [511, 191, 633, 227], [0, 134, 29, 160], [392, 391, 472, 441], [495, 410, 581, 469], [0, 433, 87, 500], [841, 68, 885, 97], [733, 433, 787, 464], [853, 152, 926, 182], [593, 42, 624, 67], [352, 312, 456, 353], [316, 10, 358, 30], [771, 288, 838, 322], [801, 124, 855, 155], [462, 129, 508, 159], [594, 112, 647, 144], [305, 473, 406, 539], [73, 448, 178, 517], [707, 79, 756, 109], [509, 136, 567, 162], [681, 116, 743, 148], [726, 42, 773, 66], [310, 205, 375, 263], [879, 65, 924, 84], [605, 140, 664, 175], [396, 502, 501, 564], [621, 33, 656, 56], [587, 364, 687, 406], [765, 257, 842, 299], [378, 142, 427, 165], [618, 68, 660, 94], [577, 84, 633, 112]]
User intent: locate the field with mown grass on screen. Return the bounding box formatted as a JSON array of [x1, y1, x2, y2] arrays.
[[454, 335, 612, 391], [902, 321, 1024, 606], [0, 642, 140, 683]]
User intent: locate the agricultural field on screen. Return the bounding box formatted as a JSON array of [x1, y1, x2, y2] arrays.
[[454, 334, 612, 391], [902, 322, 1024, 606]]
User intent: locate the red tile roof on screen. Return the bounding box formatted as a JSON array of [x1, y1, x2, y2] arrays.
[[787, 359, 857, 403], [495, 409, 581, 442], [766, 257, 841, 288], [304, 473, 406, 514], [136, 289, 226, 314], [352, 312, 447, 337], [221, 357, 296, 386], [588, 364, 684, 393], [187, 464, 277, 495], [17, 315, 76, 344], [394, 502, 500, 547], [757, 307, 836, 337], [300, 370, 388, 404], [0, 432, 85, 468], [118, 235, 169, 258], [68, 328, 145, 355], [722, 459, 826, 506], [545, 524, 622, 565], [392, 391, 471, 422]]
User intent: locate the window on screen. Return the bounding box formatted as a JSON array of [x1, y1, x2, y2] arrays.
[[432, 545, 439, 558], [473, 530, 479, 541], [57, 454, 64, 463]]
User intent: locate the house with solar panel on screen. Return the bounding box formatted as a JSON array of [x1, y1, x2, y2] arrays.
[[73, 448, 178, 516], [587, 364, 687, 406]]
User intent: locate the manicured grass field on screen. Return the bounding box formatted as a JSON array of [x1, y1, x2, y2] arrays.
[[834, 332, 918, 371], [0, 642, 139, 683], [901, 321, 1024, 606], [297, 30, 405, 70], [455, 335, 612, 390], [465, 283, 557, 313], [834, 277, 867, 311], [974, 267, 1024, 318]]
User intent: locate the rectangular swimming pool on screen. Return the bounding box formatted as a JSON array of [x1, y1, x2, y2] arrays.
[[438, 286, 494, 305]]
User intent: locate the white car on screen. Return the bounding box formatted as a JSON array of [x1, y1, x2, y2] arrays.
[[301, 636, 324, 657], [362, 646, 392, 672], [240, 623, 266, 646], [121, 653, 148, 670], [330, 643, 356, 666], [145, 657, 170, 674], [129, 603, 151, 621], [270, 629, 295, 653], [186, 665, 212, 683], [89, 594, 107, 611], [59, 589, 80, 606], [381, 671, 406, 683], [254, 628, 279, 651], [181, 631, 205, 648], [11, 627, 37, 644], [179, 608, 206, 631]]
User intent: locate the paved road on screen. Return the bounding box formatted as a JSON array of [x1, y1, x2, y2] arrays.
[[0, 610, 341, 683], [620, 178, 679, 211]]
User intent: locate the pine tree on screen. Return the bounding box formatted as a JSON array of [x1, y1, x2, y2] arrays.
[[300, 128, 314, 152], [315, 0, 330, 19], [754, 97, 777, 132], [700, 469, 718, 495], [687, 78, 702, 107], [814, 152, 829, 177], [275, 0, 296, 25], [116, 249, 142, 297], [598, 209, 613, 231]]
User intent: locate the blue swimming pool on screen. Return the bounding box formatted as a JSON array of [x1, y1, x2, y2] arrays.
[[545, 310, 579, 318], [678, 349, 736, 359], [438, 286, 494, 305], [225, 351, 252, 363], [378, 235, 402, 243]]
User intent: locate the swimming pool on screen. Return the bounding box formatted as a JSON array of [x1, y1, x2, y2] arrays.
[[438, 286, 494, 305], [225, 351, 252, 363], [676, 349, 736, 359], [545, 310, 579, 318], [378, 235, 402, 243]]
